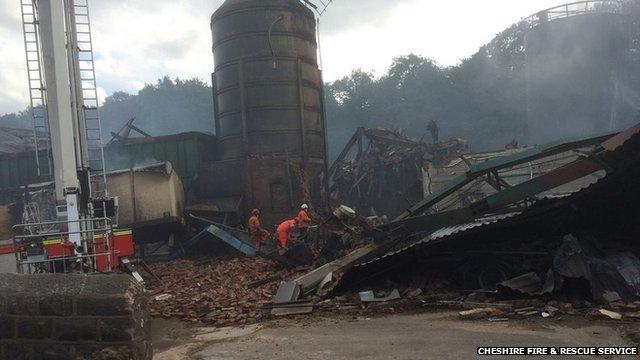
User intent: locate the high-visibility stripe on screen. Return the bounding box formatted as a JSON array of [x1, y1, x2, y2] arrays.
[[93, 229, 132, 239], [43, 239, 63, 245]]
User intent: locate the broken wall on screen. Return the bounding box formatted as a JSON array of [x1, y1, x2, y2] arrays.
[[106, 167, 184, 226]]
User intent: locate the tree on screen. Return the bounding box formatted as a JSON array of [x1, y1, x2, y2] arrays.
[[100, 77, 214, 138]]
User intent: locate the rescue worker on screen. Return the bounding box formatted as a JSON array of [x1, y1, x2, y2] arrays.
[[276, 218, 297, 250], [296, 203, 312, 239], [296, 204, 312, 229], [248, 209, 269, 252]]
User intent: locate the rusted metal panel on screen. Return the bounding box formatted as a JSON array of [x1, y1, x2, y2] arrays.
[[601, 122, 640, 151], [244, 155, 322, 226]]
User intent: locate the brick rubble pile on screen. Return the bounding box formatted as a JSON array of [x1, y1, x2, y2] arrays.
[[147, 258, 299, 326]]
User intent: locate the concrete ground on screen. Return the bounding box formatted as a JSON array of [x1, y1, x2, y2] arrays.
[[153, 312, 637, 360]]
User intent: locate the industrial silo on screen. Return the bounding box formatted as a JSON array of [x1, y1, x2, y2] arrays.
[[210, 0, 328, 224], [524, 2, 636, 144]]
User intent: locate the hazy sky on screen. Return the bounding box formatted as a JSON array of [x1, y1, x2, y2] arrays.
[[0, 0, 563, 115]]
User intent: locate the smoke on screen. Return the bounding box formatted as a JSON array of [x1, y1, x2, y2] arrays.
[[99, 77, 214, 139], [324, 2, 640, 156], [524, 8, 640, 144], [617, 80, 640, 109]]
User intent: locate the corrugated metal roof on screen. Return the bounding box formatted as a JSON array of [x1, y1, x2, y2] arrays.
[[355, 126, 640, 271], [359, 213, 521, 267], [393, 131, 615, 222], [360, 177, 607, 269], [426, 213, 522, 241]]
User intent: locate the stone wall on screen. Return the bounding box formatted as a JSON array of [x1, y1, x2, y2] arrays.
[[0, 273, 152, 360]]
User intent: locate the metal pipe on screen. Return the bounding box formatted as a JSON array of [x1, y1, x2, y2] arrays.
[[268, 15, 284, 69]]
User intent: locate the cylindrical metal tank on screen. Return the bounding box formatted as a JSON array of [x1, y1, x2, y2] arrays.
[[210, 0, 327, 222], [525, 5, 631, 144]]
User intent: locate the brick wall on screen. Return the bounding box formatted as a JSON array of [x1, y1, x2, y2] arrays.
[[0, 273, 152, 360]]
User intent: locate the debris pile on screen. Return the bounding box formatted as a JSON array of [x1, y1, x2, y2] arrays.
[[328, 127, 468, 219], [147, 258, 300, 326], [148, 203, 377, 325], [146, 124, 640, 331], [273, 123, 640, 321], [423, 297, 640, 322], [497, 235, 640, 303]]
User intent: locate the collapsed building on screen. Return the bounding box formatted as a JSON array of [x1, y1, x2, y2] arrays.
[[328, 127, 468, 219], [327, 125, 605, 220], [2, 1, 639, 358], [0, 0, 639, 334], [422, 142, 606, 214], [271, 124, 640, 311]]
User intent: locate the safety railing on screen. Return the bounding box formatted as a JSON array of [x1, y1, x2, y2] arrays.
[[17, 251, 119, 275], [524, 1, 625, 27], [12, 217, 116, 274]]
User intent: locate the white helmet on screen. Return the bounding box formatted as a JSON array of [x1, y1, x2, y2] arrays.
[[301, 204, 309, 209]]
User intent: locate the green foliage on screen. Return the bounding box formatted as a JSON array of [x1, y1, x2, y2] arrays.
[[0, 77, 216, 139], [100, 76, 214, 138], [5, 2, 640, 161], [325, 51, 527, 159], [0, 108, 32, 129]]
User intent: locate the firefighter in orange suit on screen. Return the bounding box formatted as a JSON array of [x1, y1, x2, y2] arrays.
[[296, 204, 312, 229], [248, 209, 269, 252], [276, 218, 297, 249]]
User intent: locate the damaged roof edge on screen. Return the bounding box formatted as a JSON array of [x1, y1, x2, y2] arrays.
[[104, 161, 174, 176], [354, 123, 640, 274], [393, 130, 616, 222]]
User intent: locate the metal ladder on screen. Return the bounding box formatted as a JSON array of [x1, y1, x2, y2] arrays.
[[20, 0, 52, 180], [69, 0, 108, 198]]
